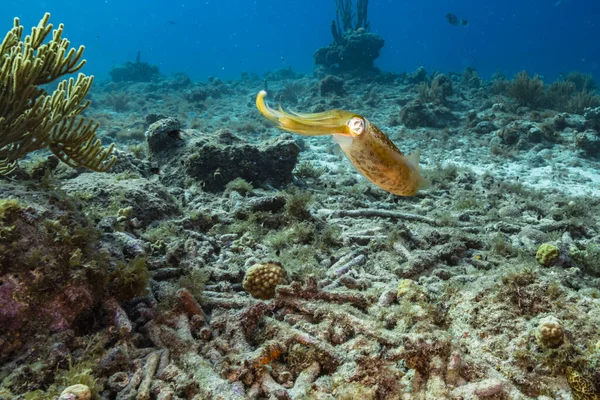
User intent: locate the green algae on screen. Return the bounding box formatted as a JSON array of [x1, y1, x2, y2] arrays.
[[107, 256, 150, 301], [225, 177, 254, 196], [294, 160, 327, 180]]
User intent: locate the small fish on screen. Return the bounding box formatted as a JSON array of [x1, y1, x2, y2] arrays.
[[167, 20, 177, 25], [446, 13, 469, 27], [256, 91, 430, 196]]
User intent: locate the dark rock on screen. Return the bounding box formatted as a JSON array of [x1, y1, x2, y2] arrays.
[[152, 268, 183, 281], [186, 80, 232, 102], [433, 268, 453, 280], [248, 195, 286, 213], [165, 73, 192, 89], [264, 66, 302, 81], [97, 216, 119, 233], [145, 113, 168, 125], [564, 113, 586, 131], [461, 67, 482, 88], [527, 127, 544, 143], [399, 99, 457, 128], [186, 87, 209, 102], [575, 129, 600, 155], [552, 113, 567, 130], [584, 106, 600, 130], [497, 121, 534, 146], [183, 130, 300, 192], [145, 118, 184, 156], [319, 75, 346, 96], [407, 67, 428, 84], [517, 227, 548, 251], [206, 78, 233, 97], [474, 121, 497, 134], [112, 232, 146, 259], [61, 174, 180, 228], [107, 149, 155, 178], [430, 74, 453, 103], [109, 61, 160, 83], [151, 128, 300, 191]]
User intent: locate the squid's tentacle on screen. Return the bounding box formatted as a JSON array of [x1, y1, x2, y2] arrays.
[[256, 90, 355, 136]]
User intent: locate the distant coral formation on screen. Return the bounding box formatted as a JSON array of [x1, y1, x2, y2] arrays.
[[314, 29, 384, 73], [314, 0, 384, 73], [0, 13, 116, 174], [109, 52, 161, 82]]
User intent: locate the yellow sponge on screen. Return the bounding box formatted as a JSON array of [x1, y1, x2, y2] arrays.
[[535, 243, 559, 266]]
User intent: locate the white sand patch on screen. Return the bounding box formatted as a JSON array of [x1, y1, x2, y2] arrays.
[[442, 155, 600, 197]]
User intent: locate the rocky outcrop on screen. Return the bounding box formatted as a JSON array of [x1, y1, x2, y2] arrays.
[[145, 120, 300, 191], [314, 29, 384, 73]]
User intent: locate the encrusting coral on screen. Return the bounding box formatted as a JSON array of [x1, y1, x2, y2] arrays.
[[0, 13, 116, 173]]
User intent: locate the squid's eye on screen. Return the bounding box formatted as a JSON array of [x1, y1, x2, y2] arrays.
[[348, 117, 365, 135]]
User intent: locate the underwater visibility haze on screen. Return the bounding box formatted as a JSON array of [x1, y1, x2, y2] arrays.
[[2, 0, 600, 399]]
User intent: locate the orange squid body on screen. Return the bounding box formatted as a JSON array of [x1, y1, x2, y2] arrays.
[[256, 90, 430, 196]]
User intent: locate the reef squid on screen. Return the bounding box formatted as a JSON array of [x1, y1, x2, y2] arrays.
[[256, 90, 430, 196]]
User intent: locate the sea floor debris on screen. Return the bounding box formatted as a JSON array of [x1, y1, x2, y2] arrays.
[[2, 67, 600, 399]]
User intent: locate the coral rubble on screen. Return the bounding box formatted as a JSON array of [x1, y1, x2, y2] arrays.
[[2, 14, 600, 400]]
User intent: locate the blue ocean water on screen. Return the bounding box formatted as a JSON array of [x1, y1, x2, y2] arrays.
[[2, 0, 599, 82]]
